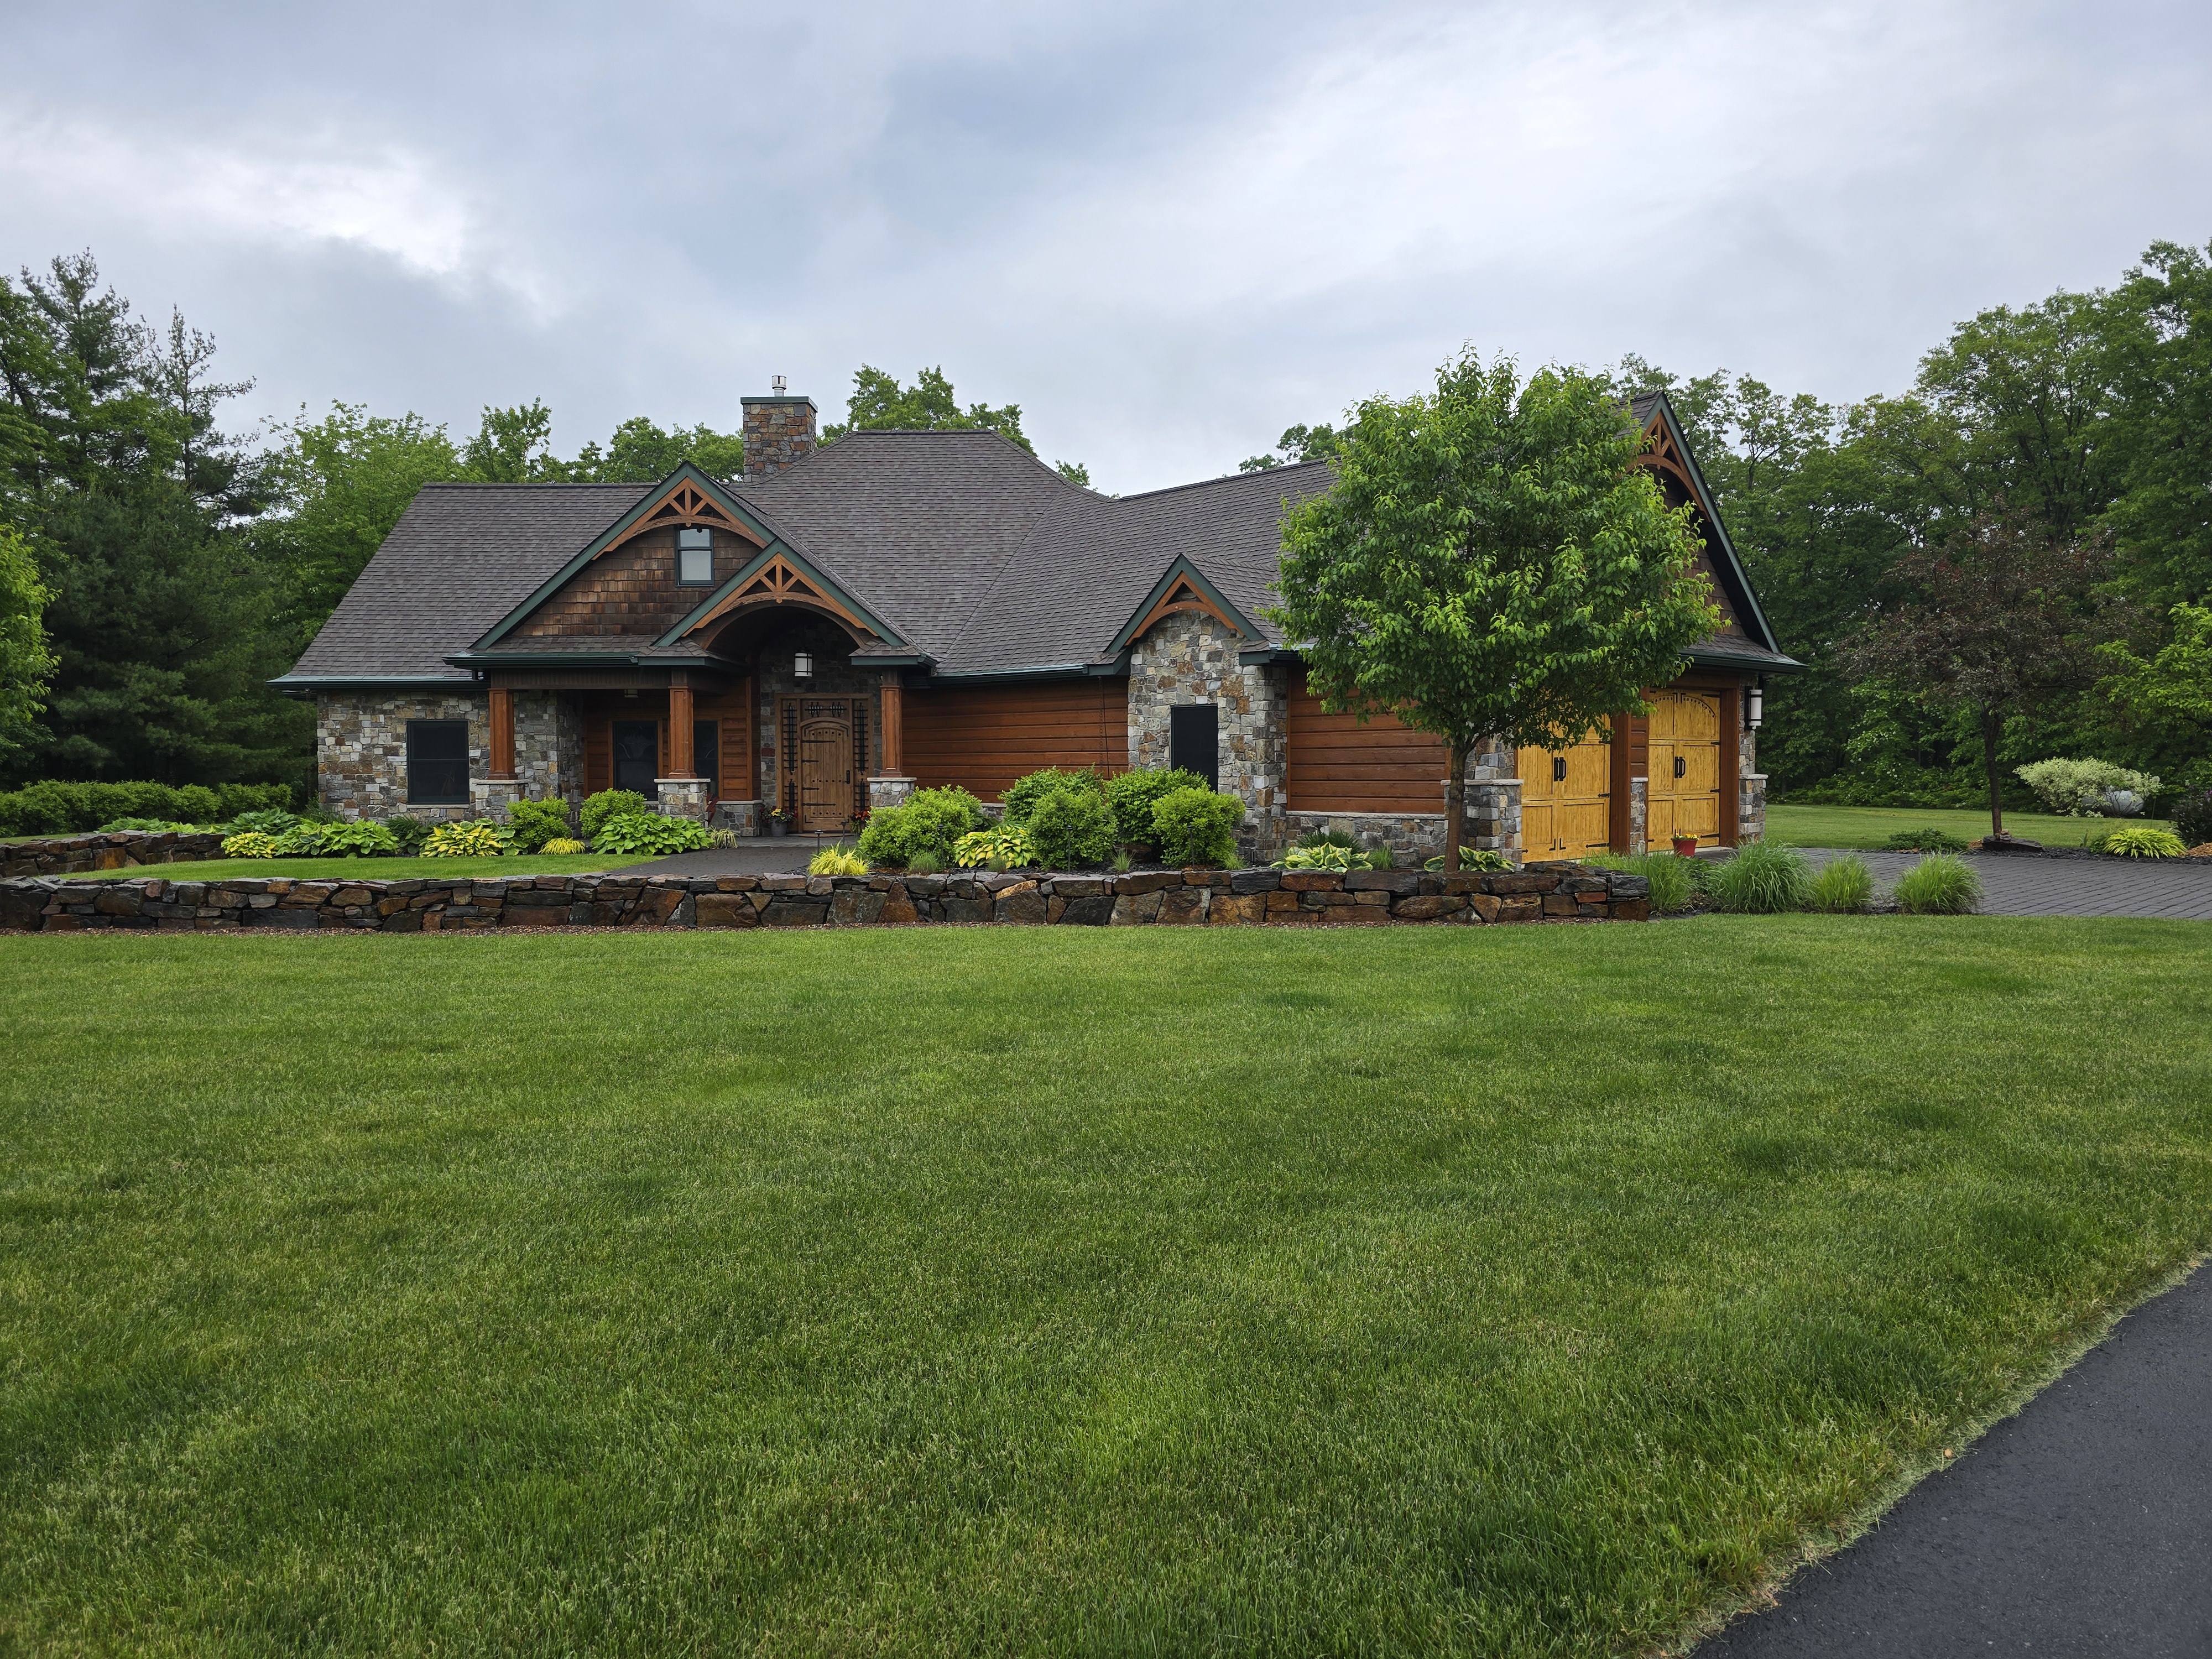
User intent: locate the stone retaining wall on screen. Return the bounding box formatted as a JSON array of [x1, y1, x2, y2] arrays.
[[2, 830, 229, 877], [1, 864, 1650, 933]]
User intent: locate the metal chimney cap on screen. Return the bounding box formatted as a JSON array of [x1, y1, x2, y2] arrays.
[[771, 374, 787, 394]]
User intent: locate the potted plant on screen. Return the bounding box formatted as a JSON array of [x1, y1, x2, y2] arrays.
[[1671, 833, 1699, 857], [767, 807, 791, 839]]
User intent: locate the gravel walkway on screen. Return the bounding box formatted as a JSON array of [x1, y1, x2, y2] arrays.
[[1802, 848, 2212, 921]]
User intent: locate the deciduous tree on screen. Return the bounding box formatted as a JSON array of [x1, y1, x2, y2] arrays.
[[1271, 352, 1718, 864]]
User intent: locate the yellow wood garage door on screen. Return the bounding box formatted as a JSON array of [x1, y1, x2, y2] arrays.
[[1647, 692, 1722, 847], [1519, 728, 1611, 858]]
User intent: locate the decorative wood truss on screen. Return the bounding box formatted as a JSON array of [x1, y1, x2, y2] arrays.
[[681, 552, 876, 644], [1130, 571, 1244, 643], [597, 479, 765, 559], [1633, 413, 1696, 496]]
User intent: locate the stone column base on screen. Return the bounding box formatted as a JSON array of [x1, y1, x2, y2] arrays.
[[655, 778, 709, 820], [713, 799, 763, 836], [867, 774, 917, 812], [1467, 777, 1524, 863], [1740, 773, 1768, 846], [1628, 776, 1649, 854], [470, 779, 523, 821]]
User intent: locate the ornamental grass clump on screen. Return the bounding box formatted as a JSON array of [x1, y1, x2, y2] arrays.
[[807, 843, 869, 877], [2096, 824, 2188, 859], [540, 837, 586, 855], [1585, 851, 1697, 914], [1808, 854, 1874, 914], [1708, 841, 1812, 914], [1892, 853, 1982, 914]]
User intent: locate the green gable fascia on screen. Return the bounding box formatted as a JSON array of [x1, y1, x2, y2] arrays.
[[656, 541, 915, 653], [1650, 396, 1785, 657], [1105, 555, 1265, 658], [472, 462, 786, 650]]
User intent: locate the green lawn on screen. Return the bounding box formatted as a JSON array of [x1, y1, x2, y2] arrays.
[[58, 852, 652, 883], [3, 922, 2208, 1656], [1764, 801, 2173, 849]]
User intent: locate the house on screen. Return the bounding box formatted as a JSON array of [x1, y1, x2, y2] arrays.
[[275, 388, 1799, 861]]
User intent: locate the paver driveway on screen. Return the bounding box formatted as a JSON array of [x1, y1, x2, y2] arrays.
[[1803, 849, 2212, 920]]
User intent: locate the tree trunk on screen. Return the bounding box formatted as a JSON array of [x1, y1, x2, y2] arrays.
[[1981, 705, 2006, 841], [1444, 741, 1468, 870]]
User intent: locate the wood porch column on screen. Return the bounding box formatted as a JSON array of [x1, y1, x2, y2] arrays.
[[488, 685, 517, 780], [879, 671, 904, 775], [668, 677, 696, 778]]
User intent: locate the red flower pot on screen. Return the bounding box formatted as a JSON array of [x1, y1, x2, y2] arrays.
[[1671, 835, 1699, 857]]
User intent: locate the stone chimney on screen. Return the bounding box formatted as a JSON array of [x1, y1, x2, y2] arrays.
[[741, 379, 817, 480]]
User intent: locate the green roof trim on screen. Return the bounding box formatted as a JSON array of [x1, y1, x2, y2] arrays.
[[1646, 395, 1786, 658], [472, 462, 786, 650], [1105, 555, 1265, 658]]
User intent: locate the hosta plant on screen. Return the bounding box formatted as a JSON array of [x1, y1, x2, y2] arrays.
[[1423, 847, 1512, 872], [422, 820, 516, 858], [954, 825, 1035, 869], [589, 813, 712, 857], [317, 820, 400, 858], [220, 831, 281, 859]]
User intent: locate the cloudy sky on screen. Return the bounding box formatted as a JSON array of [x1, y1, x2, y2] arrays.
[[6, 1, 2209, 492]]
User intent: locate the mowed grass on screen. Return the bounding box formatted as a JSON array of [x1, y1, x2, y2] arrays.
[[58, 853, 653, 883], [3, 922, 2209, 1657], [1764, 801, 2172, 849]]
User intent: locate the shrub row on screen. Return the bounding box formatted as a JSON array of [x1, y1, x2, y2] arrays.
[[0, 780, 293, 838]]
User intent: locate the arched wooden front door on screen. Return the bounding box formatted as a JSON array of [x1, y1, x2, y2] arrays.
[[778, 695, 860, 832], [1647, 692, 1722, 847]]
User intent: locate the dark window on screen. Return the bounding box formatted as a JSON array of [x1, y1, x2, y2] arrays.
[[613, 721, 659, 797], [405, 719, 470, 805], [677, 527, 713, 586], [693, 721, 719, 795], [1168, 704, 1219, 790]]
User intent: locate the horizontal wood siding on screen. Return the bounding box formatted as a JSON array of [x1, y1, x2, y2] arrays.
[[1286, 671, 1449, 814], [904, 678, 1125, 801]]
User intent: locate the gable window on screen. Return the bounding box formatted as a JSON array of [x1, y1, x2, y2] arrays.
[[1168, 703, 1219, 790], [677, 527, 713, 586], [405, 719, 471, 805]]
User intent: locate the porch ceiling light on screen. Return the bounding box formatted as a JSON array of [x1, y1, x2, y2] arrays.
[[1746, 682, 1764, 729], [794, 651, 814, 680]]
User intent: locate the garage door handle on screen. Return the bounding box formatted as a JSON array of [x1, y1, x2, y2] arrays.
[[1674, 756, 1686, 778], [1552, 756, 1567, 781]]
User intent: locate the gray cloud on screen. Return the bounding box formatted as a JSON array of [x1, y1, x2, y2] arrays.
[[4, 0, 2208, 492]]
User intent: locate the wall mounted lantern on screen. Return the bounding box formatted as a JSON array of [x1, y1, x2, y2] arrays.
[[1746, 681, 1765, 729], [794, 651, 814, 680]]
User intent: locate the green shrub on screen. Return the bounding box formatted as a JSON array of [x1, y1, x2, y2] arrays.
[[588, 813, 711, 857], [382, 816, 430, 854], [220, 831, 281, 859], [1893, 853, 1981, 914], [1026, 786, 1116, 867], [2015, 757, 2159, 816], [1808, 854, 1874, 914], [954, 824, 1035, 869], [1104, 767, 1207, 847], [1882, 828, 1969, 853], [858, 786, 984, 868], [808, 843, 869, 876], [422, 820, 517, 858], [317, 821, 400, 858], [1152, 786, 1243, 868], [580, 789, 650, 844], [540, 837, 586, 855], [1709, 841, 1812, 914], [0, 779, 289, 837], [95, 817, 199, 833], [508, 797, 573, 853], [1585, 851, 1698, 914], [2171, 788, 2212, 849], [1001, 768, 1104, 827], [2098, 824, 2187, 859]]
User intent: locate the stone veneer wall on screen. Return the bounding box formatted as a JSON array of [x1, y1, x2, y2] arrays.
[[1126, 610, 1289, 858], [1739, 724, 1767, 846], [317, 691, 489, 821], [2, 863, 1651, 935], [2, 830, 228, 877]]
